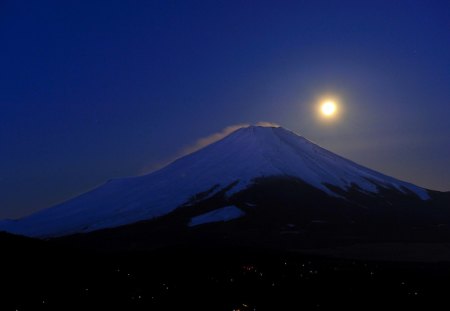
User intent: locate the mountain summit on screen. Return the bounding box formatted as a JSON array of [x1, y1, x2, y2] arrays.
[[0, 125, 431, 237]]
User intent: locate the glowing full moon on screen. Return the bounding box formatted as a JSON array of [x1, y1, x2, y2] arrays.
[[321, 101, 337, 117]]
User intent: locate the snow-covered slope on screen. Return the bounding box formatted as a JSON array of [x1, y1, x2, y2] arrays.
[[0, 125, 430, 237]]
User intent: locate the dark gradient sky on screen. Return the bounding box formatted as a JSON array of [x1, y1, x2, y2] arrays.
[[1, 0, 450, 219]]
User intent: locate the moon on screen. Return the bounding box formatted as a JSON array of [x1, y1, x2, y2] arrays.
[[320, 100, 337, 117]]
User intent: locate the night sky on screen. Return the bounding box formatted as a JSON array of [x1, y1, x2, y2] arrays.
[[1, 0, 450, 219]]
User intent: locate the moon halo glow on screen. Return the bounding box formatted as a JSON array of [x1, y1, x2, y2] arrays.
[[320, 100, 337, 117]]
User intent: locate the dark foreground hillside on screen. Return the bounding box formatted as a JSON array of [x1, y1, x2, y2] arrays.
[[3, 232, 450, 311]]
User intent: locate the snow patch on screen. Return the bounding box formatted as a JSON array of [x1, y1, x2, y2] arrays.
[[188, 206, 245, 227]]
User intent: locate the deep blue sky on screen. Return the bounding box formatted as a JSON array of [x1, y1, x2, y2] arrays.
[[1, 0, 450, 218]]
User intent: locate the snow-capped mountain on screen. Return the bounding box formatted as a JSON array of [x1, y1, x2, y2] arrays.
[[0, 125, 432, 238]]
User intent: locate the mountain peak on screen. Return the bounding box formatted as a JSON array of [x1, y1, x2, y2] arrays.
[[233, 124, 283, 135], [227, 124, 281, 138], [242, 123, 286, 132], [220, 124, 307, 149]]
